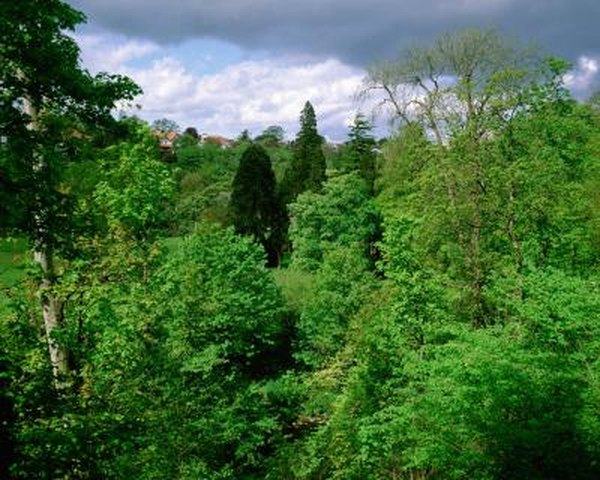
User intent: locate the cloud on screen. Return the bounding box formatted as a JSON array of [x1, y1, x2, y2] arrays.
[[75, 28, 599, 142], [75, 32, 159, 72], [68, 0, 599, 66], [129, 56, 366, 141], [564, 56, 600, 98], [74, 32, 366, 140], [74, 29, 376, 140]]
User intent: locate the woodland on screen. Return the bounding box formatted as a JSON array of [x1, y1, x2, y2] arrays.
[[1, 1, 600, 479]]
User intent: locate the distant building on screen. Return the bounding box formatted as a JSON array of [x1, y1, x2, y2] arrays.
[[200, 133, 234, 149], [153, 130, 180, 150]]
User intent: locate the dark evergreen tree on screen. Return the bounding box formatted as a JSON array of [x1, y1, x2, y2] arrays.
[[281, 101, 326, 203], [230, 144, 286, 266], [183, 126, 199, 139], [347, 113, 377, 194]]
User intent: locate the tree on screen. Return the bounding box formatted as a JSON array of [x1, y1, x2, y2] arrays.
[[126, 228, 289, 478], [347, 113, 377, 193], [175, 127, 201, 150], [281, 101, 326, 203], [230, 144, 286, 266], [362, 28, 541, 142], [363, 29, 557, 324], [151, 117, 179, 133], [255, 125, 285, 146], [0, 0, 140, 389], [236, 129, 252, 144], [184, 126, 199, 139], [288, 173, 379, 271], [93, 126, 175, 241]]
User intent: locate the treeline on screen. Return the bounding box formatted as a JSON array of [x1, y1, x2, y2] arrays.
[[1, 2, 600, 479]]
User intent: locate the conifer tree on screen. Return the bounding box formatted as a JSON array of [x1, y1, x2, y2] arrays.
[[281, 101, 326, 203], [230, 144, 286, 266], [347, 113, 377, 193]]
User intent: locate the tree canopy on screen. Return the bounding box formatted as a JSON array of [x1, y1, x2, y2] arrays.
[[281, 101, 326, 203], [2, 22, 600, 480], [230, 143, 286, 266]]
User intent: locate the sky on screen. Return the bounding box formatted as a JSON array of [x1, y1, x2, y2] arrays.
[[67, 0, 600, 141]]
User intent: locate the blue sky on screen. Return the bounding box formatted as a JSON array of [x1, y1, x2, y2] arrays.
[[68, 0, 600, 141]]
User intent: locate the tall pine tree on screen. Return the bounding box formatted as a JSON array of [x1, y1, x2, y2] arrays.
[[281, 101, 326, 203], [230, 143, 286, 266], [347, 113, 377, 194]]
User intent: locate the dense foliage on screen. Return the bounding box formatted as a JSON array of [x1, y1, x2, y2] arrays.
[[1, 7, 599, 479], [281, 101, 327, 203], [230, 144, 287, 266]]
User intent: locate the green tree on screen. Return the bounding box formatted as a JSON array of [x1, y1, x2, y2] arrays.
[[151, 117, 179, 133], [236, 129, 252, 144], [230, 144, 286, 266], [93, 125, 175, 242], [0, 0, 140, 389], [87, 228, 290, 478], [183, 126, 199, 139], [281, 101, 326, 203], [171, 141, 239, 232], [288, 173, 379, 271], [1, 126, 173, 480], [366, 30, 582, 324], [346, 113, 377, 193], [255, 125, 285, 146]]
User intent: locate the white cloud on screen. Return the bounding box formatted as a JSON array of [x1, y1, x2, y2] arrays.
[[77, 31, 372, 140], [173, 57, 366, 139], [75, 32, 159, 73], [564, 56, 599, 96]]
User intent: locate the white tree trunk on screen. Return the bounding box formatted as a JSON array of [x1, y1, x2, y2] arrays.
[[34, 247, 70, 390], [25, 97, 71, 392]]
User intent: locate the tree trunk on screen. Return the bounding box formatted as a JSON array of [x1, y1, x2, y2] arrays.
[[25, 97, 71, 392], [34, 246, 70, 391]]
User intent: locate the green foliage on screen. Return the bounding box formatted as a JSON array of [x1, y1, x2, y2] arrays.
[[169, 142, 241, 232], [0, 0, 140, 239], [283, 271, 600, 478], [375, 61, 600, 324], [281, 101, 326, 203], [0, 237, 27, 323], [156, 227, 286, 375], [351, 324, 595, 479], [289, 173, 379, 271], [151, 117, 179, 133], [93, 127, 174, 240], [272, 268, 317, 313], [124, 228, 292, 478], [3, 21, 600, 480], [346, 114, 377, 193], [230, 144, 287, 266], [256, 125, 285, 146], [294, 246, 374, 369], [495, 97, 600, 274]]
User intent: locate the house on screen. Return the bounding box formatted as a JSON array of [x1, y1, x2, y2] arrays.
[[200, 134, 234, 149], [153, 130, 180, 150]]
